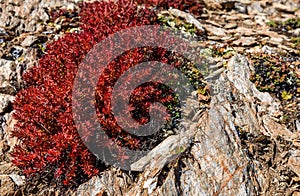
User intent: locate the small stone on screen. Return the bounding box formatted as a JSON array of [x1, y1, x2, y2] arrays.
[[269, 37, 283, 44], [296, 120, 300, 131], [293, 192, 300, 196], [273, 3, 298, 13], [227, 27, 256, 36], [0, 94, 14, 113], [247, 2, 263, 15], [288, 150, 300, 177], [14, 4, 32, 18], [9, 47, 23, 59], [293, 28, 300, 36], [232, 37, 256, 46], [254, 15, 267, 26], [0, 175, 15, 195], [261, 45, 275, 54], [224, 23, 237, 29], [0, 59, 14, 81], [207, 36, 222, 41], [202, 24, 227, 36], [235, 2, 247, 14], [220, 0, 236, 10], [9, 174, 25, 186], [202, 0, 222, 9], [143, 177, 157, 195], [243, 19, 256, 27], [21, 35, 38, 47]]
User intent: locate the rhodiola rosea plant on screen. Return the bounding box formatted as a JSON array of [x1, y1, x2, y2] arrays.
[[11, 0, 203, 187]]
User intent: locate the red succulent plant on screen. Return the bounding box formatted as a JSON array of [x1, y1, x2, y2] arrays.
[[11, 0, 202, 187]]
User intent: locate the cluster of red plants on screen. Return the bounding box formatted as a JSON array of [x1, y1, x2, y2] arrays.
[[11, 0, 202, 187]]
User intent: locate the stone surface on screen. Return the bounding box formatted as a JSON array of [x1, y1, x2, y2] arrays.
[[202, 24, 227, 36], [0, 175, 15, 196], [0, 94, 14, 114], [288, 150, 300, 177], [232, 37, 256, 46], [21, 35, 38, 47], [247, 1, 264, 15]]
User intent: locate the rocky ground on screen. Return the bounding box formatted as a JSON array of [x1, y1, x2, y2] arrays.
[[0, 0, 299, 195]]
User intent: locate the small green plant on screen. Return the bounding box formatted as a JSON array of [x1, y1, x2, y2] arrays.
[[266, 18, 300, 31], [281, 90, 293, 100], [249, 53, 299, 101], [266, 20, 277, 28]]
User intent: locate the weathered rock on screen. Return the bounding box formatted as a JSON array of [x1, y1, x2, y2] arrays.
[[0, 175, 15, 196], [168, 8, 205, 33], [218, 0, 236, 10], [77, 169, 132, 196], [273, 3, 298, 13], [247, 1, 263, 15], [3, 114, 18, 150], [288, 150, 300, 177], [232, 37, 256, 46], [202, 0, 222, 9], [0, 59, 17, 95], [202, 24, 227, 36], [21, 35, 38, 47], [76, 54, 298, 195], [131, 123, 196, 172], [0, 94, 14, 114], [223, 23, 237, 29], [235, 2, 247, 14]]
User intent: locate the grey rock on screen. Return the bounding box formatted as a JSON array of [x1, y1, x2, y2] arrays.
[[130, 123, 195, 171], [235, 2, 247, 14], [247, 2, 263, 15]]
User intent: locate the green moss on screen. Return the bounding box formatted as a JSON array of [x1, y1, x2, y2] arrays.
[[249, 53, 299, 101], [292, 37, 300, 49], [266, 20, 277, 28], [266, 18, 300, 30], [281, 90, 293, 100], [283, 18, 300, 29], [157, 14, 199, 37]]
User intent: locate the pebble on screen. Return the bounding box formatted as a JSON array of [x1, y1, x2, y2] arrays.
[[202, 24, 227, 36], [21, 36, 38, 47], [247, 2, 263, 15], [224, 23, 237, 29], [235, 2, 247, 14], [232, 37, 256, 46]]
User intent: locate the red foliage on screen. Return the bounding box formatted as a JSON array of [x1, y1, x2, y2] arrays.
[[11, 0, 201, 186], [11, 0, 160, 186]]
